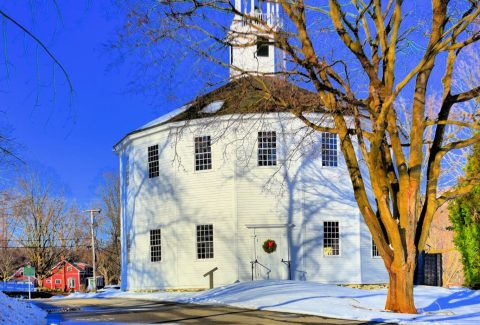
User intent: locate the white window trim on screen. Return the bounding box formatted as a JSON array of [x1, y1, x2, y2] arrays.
[[321, 132, 339, 168], [147, 144, 160, 179], [323, 220, 341, 257], [257, 131, 278, 167], [195, 224, 215, 261], [126, 232, 132, 264], [125, 155, 130, 188], [149, 228, 162, 263], [371, 236, 382, 258], [193, 135, 214, 173]]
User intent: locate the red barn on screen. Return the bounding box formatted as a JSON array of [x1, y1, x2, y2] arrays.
[[44, 258, 93, 292]]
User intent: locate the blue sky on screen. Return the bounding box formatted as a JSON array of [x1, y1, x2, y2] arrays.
[[0, 1, 224, 206], [0, 1, 474, 206]]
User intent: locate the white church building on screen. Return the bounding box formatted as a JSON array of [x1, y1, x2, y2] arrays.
[[114, 0, 388, 291]]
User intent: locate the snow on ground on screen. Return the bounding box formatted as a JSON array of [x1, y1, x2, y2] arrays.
[[0, 291, 47, 325], [59, 280, 480, 324]]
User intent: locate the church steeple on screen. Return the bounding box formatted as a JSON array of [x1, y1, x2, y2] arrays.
[[229, 0, 284, 79]]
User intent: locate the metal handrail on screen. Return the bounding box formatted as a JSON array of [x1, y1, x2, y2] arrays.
[[250, 259, 271, 280]]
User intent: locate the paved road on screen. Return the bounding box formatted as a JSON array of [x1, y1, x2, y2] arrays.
[[34, 298, 383, 324]]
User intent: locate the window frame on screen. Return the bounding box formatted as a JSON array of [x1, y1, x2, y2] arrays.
[[125, 156, 130, 188], [55, 279, 62, 284], [150, 229, 162, 263], [194, 136, 213, 171], [323, 221, 341, 257], [68, 277, 75, 289], [256, 36, 270, 57], [257, 131, 277, 167], [148, 145, 160, 178], [196, 224, 214, 260], [371, 238, 381, 258], [127, 232, 132, 264], [321, 132, 338, 167]]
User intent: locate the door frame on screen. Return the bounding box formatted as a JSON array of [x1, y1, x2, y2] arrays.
[[245, 223, 295, 280]]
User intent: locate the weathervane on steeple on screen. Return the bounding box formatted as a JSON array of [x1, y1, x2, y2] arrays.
[[229, 0, 285, 79]]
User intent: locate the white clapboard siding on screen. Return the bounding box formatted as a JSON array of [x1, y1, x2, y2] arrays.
[[117, 114, 388, 290]]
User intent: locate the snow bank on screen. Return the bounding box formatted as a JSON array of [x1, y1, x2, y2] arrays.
[[59, 280, 480, 324], [0, 291, 47, 325]]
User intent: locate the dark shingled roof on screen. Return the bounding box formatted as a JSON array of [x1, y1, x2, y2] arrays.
[[114, 76, 325, 148], [166, 75, 324, 123]]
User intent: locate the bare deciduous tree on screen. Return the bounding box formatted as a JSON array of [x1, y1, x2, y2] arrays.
[[0, 191, 23, 280], [96, 172, 121, 285], [12, 172, 86, 284], [116, 0, 480, 313]]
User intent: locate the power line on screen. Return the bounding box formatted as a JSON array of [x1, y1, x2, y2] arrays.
[[1, 237, 91, 243], [0, 244, 91, 249]]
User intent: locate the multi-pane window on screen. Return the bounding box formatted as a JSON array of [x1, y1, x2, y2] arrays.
[[256, 36, 269, 57], [258, 131, 277, 166], [127, 232, 132, 263], [125, 157, 130, 188], [372, 239, 380, 257], [148, 145, 159, 178], [323, 221, 340, 256], [196, 224, 214, 259], [321, 132, 338, 167], [150, 229, 162, 262], [194, 136, 212, 171]]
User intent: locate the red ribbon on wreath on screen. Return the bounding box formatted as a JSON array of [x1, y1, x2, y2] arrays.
[[262, 239, 277, 253]]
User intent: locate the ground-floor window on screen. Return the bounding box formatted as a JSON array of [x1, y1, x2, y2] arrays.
[[55, 279, 61, 284], [127, 232, 132, 263], [150, 229, 162, 262], [196, 224, 214, 259], [323, 221, 340, 256], [68, 278, 75, 289]]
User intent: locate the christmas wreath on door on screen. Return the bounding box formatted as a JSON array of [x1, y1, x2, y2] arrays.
[[262, 239, 277, 253]]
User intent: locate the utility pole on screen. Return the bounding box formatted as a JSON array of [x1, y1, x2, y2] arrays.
[[84, 209, 101, 292]]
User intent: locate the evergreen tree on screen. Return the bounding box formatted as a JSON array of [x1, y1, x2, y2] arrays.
[[449, 144, 480, 289]]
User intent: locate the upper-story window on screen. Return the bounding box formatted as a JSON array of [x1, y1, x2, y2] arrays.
[[258, 131, 277, 166], [256, 36, 269, 57], [321, 132, 338, 167], [195, 136, 212, 171], [150, 229, 162, 262], [125, 156, 130, 188], [148, 145, 159, 178], [323, 221, 340, 256]]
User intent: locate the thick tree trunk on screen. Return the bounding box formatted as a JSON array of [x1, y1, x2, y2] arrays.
[[385, 264, 417, 313]]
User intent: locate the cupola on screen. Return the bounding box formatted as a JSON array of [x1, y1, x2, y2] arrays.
[[229, 0, 285, 79]]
